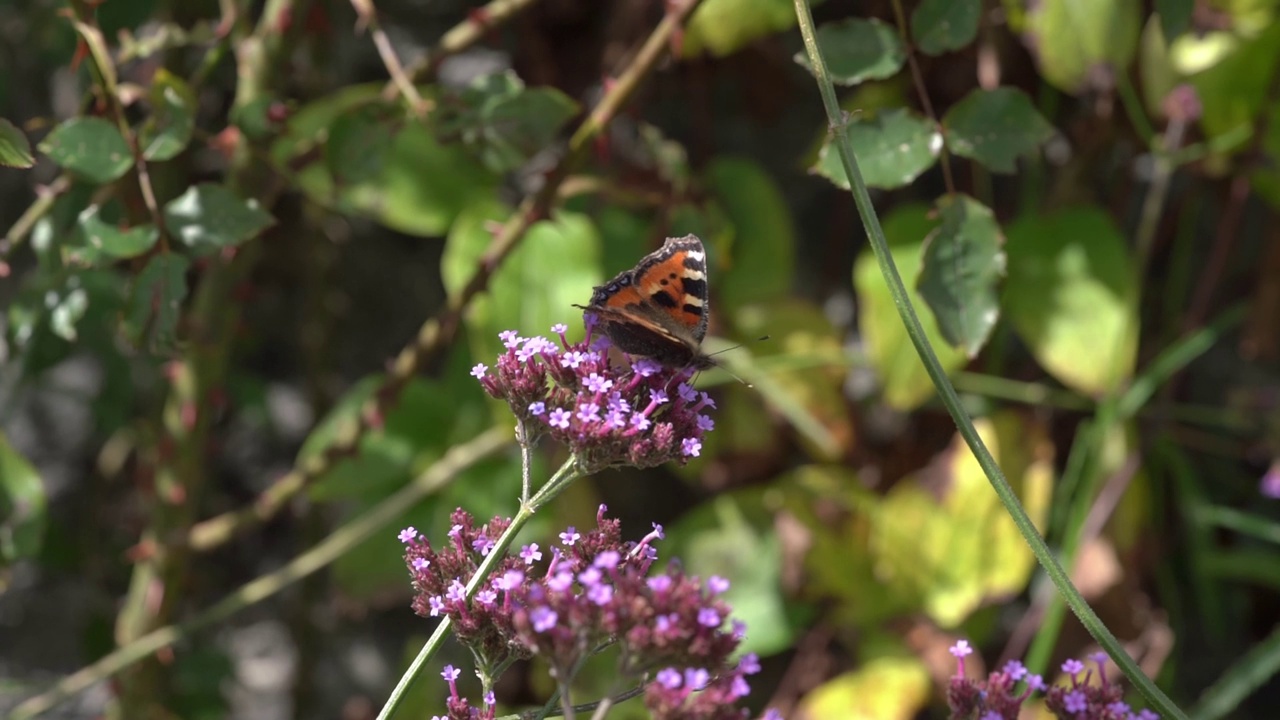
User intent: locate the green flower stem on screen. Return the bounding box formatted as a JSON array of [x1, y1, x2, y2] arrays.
[[376, 455, 582, 720], [791, 2, 1186, 718]]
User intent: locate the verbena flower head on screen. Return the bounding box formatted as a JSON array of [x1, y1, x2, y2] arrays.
[[405, 507, 758, 719], [945, 640, 1156, 720], [473, 322, 716, 472]]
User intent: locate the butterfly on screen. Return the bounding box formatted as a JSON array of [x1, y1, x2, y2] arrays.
[[576, 234, 715, 371]]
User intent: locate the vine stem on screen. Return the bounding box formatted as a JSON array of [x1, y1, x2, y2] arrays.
[[790, 2, 1186, 718]]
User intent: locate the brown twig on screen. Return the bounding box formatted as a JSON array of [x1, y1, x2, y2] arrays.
[[351, 0, 428, 116], [889, 0, 955, 196]]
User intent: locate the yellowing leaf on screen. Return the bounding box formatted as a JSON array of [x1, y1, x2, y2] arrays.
[[800, 655, 930, 720], [868, 414, 1053, 627]]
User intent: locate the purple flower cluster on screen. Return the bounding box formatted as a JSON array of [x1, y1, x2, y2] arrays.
[[471, 323, 716, 471], [403, 507, 770, 719], [946, 641, 1158, 720], [429, 664, 496, 720]]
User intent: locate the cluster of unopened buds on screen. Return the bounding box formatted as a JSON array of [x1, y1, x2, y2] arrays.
[[402, 507, 779, 720], [947, 640, 1159, 720], [470, 324, 715, 471]]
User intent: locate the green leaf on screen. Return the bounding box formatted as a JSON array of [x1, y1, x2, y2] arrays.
[[442, 201, 602, 362], [917, 195, 1004, 358], [324, 104, 396, 187], [911, 0, 981, 56], [72, 204, 159, 262], [943, 87, 1055, 173], [140, 69, 195, 161], [1189, 22, 1280, 141], [801, 656, 931, 720], [869, 415, 1053, 627], [0, 433, 46, 564], [812, 108, 940, 190], [0, 117, 34, 168], [683, 0, 807, 57], [439, 71, 579, 174], [164, 183, 275, 254], [703, 156, 796, 310], [1025, 0, 1141, 93], [1156, 0, 1193, 41], [797, 18, 906, 86], [663, 491, 796, 656], [1004, 207, 1139, 395], [854, 204, 968, 410], [39, 117, 134, 184], [124, 254, 190, 353]]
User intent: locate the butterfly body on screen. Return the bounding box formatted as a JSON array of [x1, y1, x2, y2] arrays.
[[578, 234, 714, 370]]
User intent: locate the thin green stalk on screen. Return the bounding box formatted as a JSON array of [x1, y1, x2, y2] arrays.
[[376, 456, 582, 720], [790, 2, 1185, 717]]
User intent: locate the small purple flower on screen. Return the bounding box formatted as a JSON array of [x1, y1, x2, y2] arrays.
[[528, 401, 546, 416], [560, 526, 580, 546], [398, 526, 418, 543], [560, 350, 585, 368], [648, 575, 672, 592], [411, 557, 429, 571], [605, 410, 627, 429], [1026, 674, 1045, 691], [584, 372, 613, 393], [446, 579, 466, 602], [762, 710, 783, 720], [656, 667, 682, 689], [731, 619, 747, 640], [697, 607, 722, 628], [475, 589, 497, 606], [548, 408, 571, 429], [470, 363, 487, 379], [1002, 659, 1027, 680], [677, 383, 699, 403], [530, 606, 558, 632], [684, 667, 710, 690], [551, 323, 568, 335], [1259, 462, 1280, 498], [980, 712, 1002, 720], [1107, 701, 1131, 715], [587, 583, 613, 605], [682, 437, 702, 457], [700, 392, 716, 409], [594, 550, 621, 569], [497, 569, 524, 590], [949, 640, 972, 658], [630, 414, 651, 431], [484, 690, 496, 706], [447, 524, 463, 541], [471, 537, 496, 556], [1062, 658, 1085, 676], [578, 567, 602, 587], [520, 543, 543, 565], [651, 388, 669, 405], [576, 402, 601, 423], [739, 653, 761, 674], [442, 664, 461, 682], [633, 358, 662, 377], [502, 332, 524, 349], [428, 595, 445, 616], [547, 571, 573, 592], [697, 414, 715, 431], [708, 575, 730, 594], [1064, 689, 1087, 713]]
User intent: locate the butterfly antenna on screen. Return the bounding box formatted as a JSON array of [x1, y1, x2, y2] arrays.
[[702, 336, 769, 388]]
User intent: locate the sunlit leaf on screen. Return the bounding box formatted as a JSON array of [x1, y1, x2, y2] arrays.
[[854, 204, 968, 410], [140, 68, 195, 161], [943, 87, 1055, 173], [0, 117, 34, 168], [438, 71, 579, 174], [1189, 22, 1280, 141], [442, 200, 602, 363], [124, 253, 189, 353], [801, 655, 931, 720], [72, 204, 159, 262], [796, 18, 906, 86], [683, 0, 807, 57], [39, 117, 133, 183], [869, 415, 1053, 627], [917, 195, 1004, 357], [704, 156, 796, 310], [164, 183, 275, 254], [911, 0, 981, 55], [0, 433, 46, 564], [1025, 0, 1141, 93], [1004, 207, 1138, 394], [812, 108, 940, 190]]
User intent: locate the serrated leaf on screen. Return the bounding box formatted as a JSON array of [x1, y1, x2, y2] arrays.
[[943, 87, 1055, 173], [72, 204, 159, 262], [797, 18, 906, 86], [812, 109, 940, 190], [917, 195, 1004, 357], [438, 71, 578, 174], [39, 117, 134, 183], [704, 156, 796, 310], [854, 205, 968, 410], [125, 254, 190, 353], [1025, 0, 1141, 93], [324, 105, 396, 186], [0, 117, 34, 168], [911, 0, 981, 55], [164, 183, 274, 253], [683, 0, 804, 57], [140, 69, 195, 161], [0, 432, 47, 564], [1004, 208, 1138, 394]]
